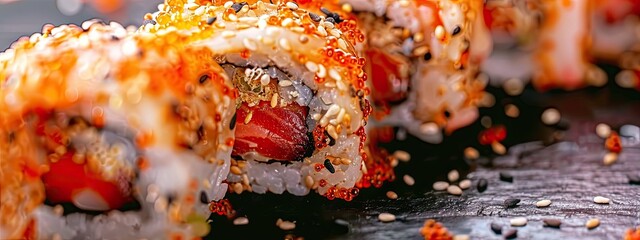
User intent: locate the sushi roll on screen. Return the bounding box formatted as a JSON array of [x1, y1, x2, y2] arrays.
[[336, 0, 492, 143], [0, 21, 236, 239], [482, 0, 605, 91], [145, 0, 380, 200]]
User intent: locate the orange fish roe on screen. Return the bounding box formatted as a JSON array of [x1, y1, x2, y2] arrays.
[[625, 226, 640, 240], [605, 131, 622, 153], [419, 219, 453, 240]]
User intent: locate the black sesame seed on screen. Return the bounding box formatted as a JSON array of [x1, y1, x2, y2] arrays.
[[503, 229, 517, 239], [320, 7, 332, 15], [325, 17, 336, 24], [142, 19, 157, 26], [328, 135, 336, 146], [499, 172, 513, 182], [423, 52, 432, 61], [207, 17, 217, 25], [199, 191, 209, 204], [503, 198, 520, 208], [324, 159, 335, 173], [199, 74, 210, 84], [309, 12, 321, 22], [231, 2, 247, 13], [197, 124, 205, 141], [628, 174, 640, 185], [443, 110, 451, 118], [477, 178, 488, 192], [452, 26, 461, 36], [490, 222, 502, 234], [111, 35, 120, 41], [334, 219, 350, 234], [230, 113, 237, 130], [543, 219, 562, 228]]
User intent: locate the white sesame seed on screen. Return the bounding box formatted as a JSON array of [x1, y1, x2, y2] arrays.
[[233, 217, 249, 225], [386, 191, 398, 200], [330, 29, 342, 38], [447, 170, 459, 182], [228, 13, 238, 22], [278, 80, 293, 87], [491, 142, 506, 155], [328, 68, 343, 82], [510, 217, 527, 227], [222, 31, 236, 38], [504, 78, 524, 96], [453, 234, 470, 240], [317, 64, 327, 78], [464, 147, 479, 160], [327, 125, 339, 140], [593, 196, 610, 204], [458, 179, 472, 190], [603, 152, 618, 166], [281, 18, 293, 27], [541, 108, 561, 125], [505, 104, 520, 118], [393, 150, 410, 162], [278, 38, 291, 51], [278, 220, 296, 230], [435, 25, 445, 40], [419, 122, 440, 135], [341, 3, 353, 12], [242, 38, 257, 51], [586, 218, 600, 229], [323, 21, 335, 29], [260, 74, 271, 86], [447, 185, 462, 195], [304, 175, 314, 188], [378, 213, 396, 222], [338, 38, 348, 50], [596, 123, 611, 138], [286, 2, 298, 10], [224, 1, 233, 8], [244, 111, 253, 124], [258, 19, 267, 29], [432, 181, 449, 191], [536, 199, 552, 207], [271, 93, 279, 107], [305, 61, 319, 72], [403, 175, 415, 186], [317, 25, 328, 36]]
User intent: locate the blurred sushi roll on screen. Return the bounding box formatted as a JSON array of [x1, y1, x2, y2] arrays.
[[146, 0, 373, 200], [592, 0, 640, 61], [0, 21, 236, 239], [336, 0, 492, 143], [483, 0, 605, 91]]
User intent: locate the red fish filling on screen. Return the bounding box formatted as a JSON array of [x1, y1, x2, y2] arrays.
[[42, 151, 134, 211], [232, 101, 311, 162], [366, 49, 410, 106]]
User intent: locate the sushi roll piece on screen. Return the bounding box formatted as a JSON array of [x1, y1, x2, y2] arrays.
[[0, 21, 236, 239], [336, 0, 492, 143], [483, 0, 605, 91], [146, 0, 380, 200], [532, 0, 599, 91]]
